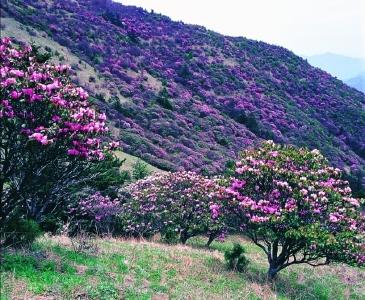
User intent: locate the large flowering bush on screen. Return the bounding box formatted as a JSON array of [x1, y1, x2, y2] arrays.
[[0, 38, 120, 241], [119, 171, 227, 244], [215, 141, 365, 280]]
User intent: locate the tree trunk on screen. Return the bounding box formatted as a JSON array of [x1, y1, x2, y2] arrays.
[[180, 231, 189, 244], [0, 175, 4, 203], [206, 233, 216, 247], [267, 264, 279, 281]]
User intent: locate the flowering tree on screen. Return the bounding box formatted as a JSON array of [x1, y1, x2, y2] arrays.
[[119, 171, 227, 244], [0, 38, 119, 232], [216, 141, 365, 280]]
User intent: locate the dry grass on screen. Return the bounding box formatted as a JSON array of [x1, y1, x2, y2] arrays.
[[1, 234, 364, 300], [114, 150, 163, 174]]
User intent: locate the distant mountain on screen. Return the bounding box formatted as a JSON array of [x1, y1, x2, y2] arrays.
[[305, 53, 365, 81], [1, 0, 364, 188], [346, 72, 365, 93]]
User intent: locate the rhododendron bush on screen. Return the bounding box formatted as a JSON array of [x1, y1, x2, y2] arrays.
[[215, 141, 365, 280], [119, 171, 227, 244], [69, 192, 121, 234], [0, 38, 120, 241]]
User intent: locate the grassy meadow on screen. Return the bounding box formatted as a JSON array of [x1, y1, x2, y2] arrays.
[[1, 235, 364, 300]]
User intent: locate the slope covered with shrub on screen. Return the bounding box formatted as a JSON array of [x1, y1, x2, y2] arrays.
[[1, 0, 364, 185]]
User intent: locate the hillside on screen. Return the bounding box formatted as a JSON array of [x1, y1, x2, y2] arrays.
[[1, 235, 364, 300], [1, 0, 364, 183]]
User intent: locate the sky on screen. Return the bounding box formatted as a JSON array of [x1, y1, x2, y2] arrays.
[[116, 0, 365, 58]]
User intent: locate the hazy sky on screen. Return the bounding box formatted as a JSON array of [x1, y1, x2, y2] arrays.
[[117, 0, 365, 58]]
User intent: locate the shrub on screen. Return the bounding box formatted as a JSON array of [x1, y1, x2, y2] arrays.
[[224, 243, 249, 272], [214, 141, 365, 280], [0, 38, 119, 239], [155, 87, 173, 110], [1, 219, 42, 248], [69, 192, 121, 235], [132, 159, 151, 180], [118, 171, 227, 244]]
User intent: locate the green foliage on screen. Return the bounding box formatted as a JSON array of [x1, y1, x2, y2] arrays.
[[86, 153, 130, 196], [156, 87, 173, 110], [235, 112, 275, 140], [224, 243, 249, 272], [132, 159, 151, 180], [1, 219, 42, 248], [88, 282, 119, 300]]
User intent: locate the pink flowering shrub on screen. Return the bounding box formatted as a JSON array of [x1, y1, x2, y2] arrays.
[[215, 141, 365, 280], [0, 37, 113, 160], [119, 171, 227, 244], [69, 192, 121, 234], [0, 38, 120, 240]]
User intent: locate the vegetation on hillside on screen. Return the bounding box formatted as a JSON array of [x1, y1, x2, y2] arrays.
[[1, 0, 364, 192]]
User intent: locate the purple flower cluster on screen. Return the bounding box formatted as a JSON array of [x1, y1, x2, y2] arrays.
[[0, 38, 119, 160], [71, 192, 121, 222]]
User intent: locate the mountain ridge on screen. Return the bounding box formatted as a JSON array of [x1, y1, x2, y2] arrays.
[[1, 0, 364, 189], [346, 72, 365, 94], [305, 52, 365, 81]]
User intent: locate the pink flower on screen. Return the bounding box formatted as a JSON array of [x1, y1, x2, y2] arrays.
[[270, 151, 279, 157], [300, 189, 308, 196], [52, 115, 61, 122], [22, 88, 34, 97], [210, 203, 220, 219], [108, 141, 120, 149], [76, 87, 88, 99], [329, 213, 342, 223], [67, 149, 80, 156], [10, 90, 22, 99], [250, 215, 269, 223], [271, 189, 281, 199], [231, 179, 246, 190], [9, 69, 24, 77], [29, 132, 51, 145], [2, 77, 16, 87], [30, 72, 44, 81]]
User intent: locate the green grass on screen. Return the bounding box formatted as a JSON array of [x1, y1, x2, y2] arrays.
[[115, 150, 163, 174], [1, 235, 364, 300]]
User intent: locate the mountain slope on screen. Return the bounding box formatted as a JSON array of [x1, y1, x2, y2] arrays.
[[306, 53, 365, 81], [1, 0, 364, 184]]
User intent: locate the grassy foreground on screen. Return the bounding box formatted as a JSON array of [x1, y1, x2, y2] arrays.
[[1, 235, 364, 300]]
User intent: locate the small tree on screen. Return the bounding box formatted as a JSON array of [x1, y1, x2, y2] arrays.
[[119, 171, 227, 244], [216, 141, 365, 280], [0, 38, 120, 242], [132, 159, 151, 180]]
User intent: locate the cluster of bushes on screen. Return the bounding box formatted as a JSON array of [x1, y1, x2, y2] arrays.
[[66, 141, 365, 280]]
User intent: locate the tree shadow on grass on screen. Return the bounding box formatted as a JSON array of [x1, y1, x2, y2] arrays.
[[205, 256, 350, 300]]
